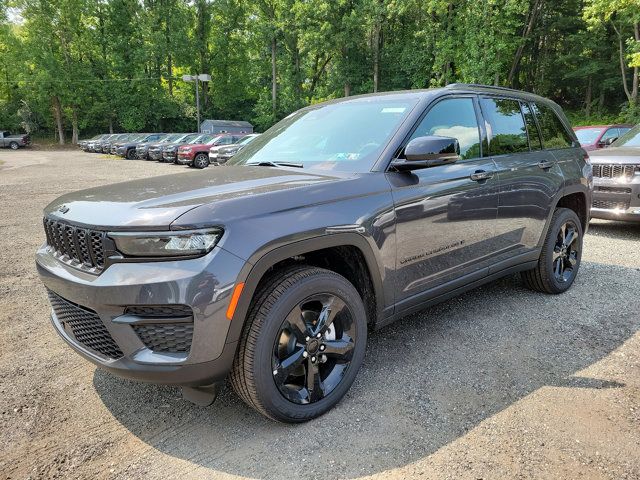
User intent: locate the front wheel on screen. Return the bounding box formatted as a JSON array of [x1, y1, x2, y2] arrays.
[[126, 148, 137, 160], [522, 207, 583, 294], [9, 141, 19, 150], [193, 153, 209, 169], [231, 266, 367, 422]]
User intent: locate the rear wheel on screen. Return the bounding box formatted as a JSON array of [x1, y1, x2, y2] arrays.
[[231, 266, 367, 422], [9, 141, 18, 150], [522, 207, 583, 294], [126, 148, 137, 160], [193, 153, 209, 169]]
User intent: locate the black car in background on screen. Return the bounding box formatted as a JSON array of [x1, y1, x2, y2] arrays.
[[137, 133, 186, 160], [148, 133, 195, 161], [160, 133, 203, 163], [116, 133, 166, 159]]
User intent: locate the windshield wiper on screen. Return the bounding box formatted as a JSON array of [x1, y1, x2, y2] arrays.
[[251, 161, 304, 168]]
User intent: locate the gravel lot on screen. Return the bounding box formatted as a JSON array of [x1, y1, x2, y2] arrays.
[[1, 149, 639, 480]]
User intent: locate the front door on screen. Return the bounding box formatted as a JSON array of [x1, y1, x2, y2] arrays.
[[387, 96, 500, 306]]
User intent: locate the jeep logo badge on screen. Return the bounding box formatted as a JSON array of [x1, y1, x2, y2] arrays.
[[58, 205, 69, 214]]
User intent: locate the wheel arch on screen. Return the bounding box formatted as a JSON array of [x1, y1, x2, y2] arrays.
[[537, 185, 590, 251], [225, 233, 385, 345]]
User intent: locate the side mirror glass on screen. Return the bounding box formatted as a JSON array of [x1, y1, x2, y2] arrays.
[[392, 135, 460, 172]]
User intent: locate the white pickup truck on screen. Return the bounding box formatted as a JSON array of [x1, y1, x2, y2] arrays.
[[0, 131, 31, 149]]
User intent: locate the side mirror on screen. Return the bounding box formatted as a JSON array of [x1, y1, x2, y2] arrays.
[[604, 137, 617, 147], [391, 135, 460, 172]]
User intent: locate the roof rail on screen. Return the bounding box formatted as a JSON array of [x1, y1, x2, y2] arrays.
[[445, 83, 525, 94]]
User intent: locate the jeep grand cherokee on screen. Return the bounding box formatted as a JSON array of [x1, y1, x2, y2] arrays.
[[36, 84, 592, 423]]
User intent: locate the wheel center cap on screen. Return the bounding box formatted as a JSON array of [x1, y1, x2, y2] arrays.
[[307, 339, 320, 354]]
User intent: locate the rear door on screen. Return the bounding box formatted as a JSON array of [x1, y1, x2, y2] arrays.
[[480, 97, 563, 265], [388, 96, 501, 304]]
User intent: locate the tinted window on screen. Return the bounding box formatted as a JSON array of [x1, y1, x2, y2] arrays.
[[612, 124, 640, 147], [575, 127, 605, 145], [480, 98, 529, 155], [522, 102, 542, 150], [619, 127, 631, 136], [532, 103, 573, 149], [410, 98, 481, 159]]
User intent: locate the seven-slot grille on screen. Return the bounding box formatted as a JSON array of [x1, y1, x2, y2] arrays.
[[47, 290, 123, 359], [591, 164, 635, 178], [43, 217, 106, 271]]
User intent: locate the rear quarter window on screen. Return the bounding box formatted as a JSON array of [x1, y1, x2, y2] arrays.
[[532, 103, 574, 149]]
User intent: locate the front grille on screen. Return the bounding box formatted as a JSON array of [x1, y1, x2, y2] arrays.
[[43, 217, 106, 271], [592, 164, 636, 178], [125, 305, 194, 353], [593, 199, 630, 210], [133, 324, 194, 353], [48, 290, 123, 359]]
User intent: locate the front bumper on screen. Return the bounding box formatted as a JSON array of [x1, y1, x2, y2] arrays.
[[148, 150, 163, 160], [162, 151, 177, 162], [36, 244, 247, 386], [591, 174, 640, 222], [176, 153, 193, 165]]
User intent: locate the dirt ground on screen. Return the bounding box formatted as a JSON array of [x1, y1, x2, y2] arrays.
[[0, 149, 639, 480]]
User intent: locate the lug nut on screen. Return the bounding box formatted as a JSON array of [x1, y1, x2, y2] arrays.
[[316, 333, 322, 338], [302, 351, 308, 358], [273, 369, 278, 375], [305, 336, 310, 341], [320, 345, 326, 351], [311, 356, 316, 362]]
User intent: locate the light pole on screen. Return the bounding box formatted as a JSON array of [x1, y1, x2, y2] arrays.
[[182, 74, 211, 133]]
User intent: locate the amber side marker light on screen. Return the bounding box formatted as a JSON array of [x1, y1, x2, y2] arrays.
[[226, 282, 245, 320]]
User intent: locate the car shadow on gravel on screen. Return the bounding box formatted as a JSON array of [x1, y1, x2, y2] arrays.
[[94, 260, 640, 479], [588, 219, 640, 240]]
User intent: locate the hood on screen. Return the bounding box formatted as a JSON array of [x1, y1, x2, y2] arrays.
[[589, 147, 640, 164], [43, 166, 354, 230]]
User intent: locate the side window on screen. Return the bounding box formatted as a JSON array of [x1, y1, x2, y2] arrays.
[[532, 103, 573, 149], [480, 98, 529, 155], [619, 127, 631, 137], [410, 97, 481, 159], [600, 128, 619, 143], [521, 102, 542, 150]]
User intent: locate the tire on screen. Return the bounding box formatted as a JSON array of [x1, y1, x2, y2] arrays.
[[521, 207, 583, 294], [9, 141, 19, 150], [193, 153, 209, 169], [126, 148, 137, 160], [231, 266, 368, 423]]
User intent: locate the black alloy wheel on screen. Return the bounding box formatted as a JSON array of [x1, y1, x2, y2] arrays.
[[552, 220, 580, 283], [231, 266, 367, 422], [272, 293, 356, 405], [126, 148, 137, 160], [522, 207, 583, 294]]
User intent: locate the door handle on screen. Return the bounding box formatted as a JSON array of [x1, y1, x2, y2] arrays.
[[538, 161, 554, 170], [470, 170, 494, 182]]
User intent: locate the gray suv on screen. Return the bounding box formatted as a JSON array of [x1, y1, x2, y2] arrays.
[[36, 84, 592, 422]]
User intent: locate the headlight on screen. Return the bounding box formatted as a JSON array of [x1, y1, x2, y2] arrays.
[[108, 228, 223, 257]]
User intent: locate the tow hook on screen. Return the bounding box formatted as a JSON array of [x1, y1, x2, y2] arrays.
[[182, 383, 220, 406]]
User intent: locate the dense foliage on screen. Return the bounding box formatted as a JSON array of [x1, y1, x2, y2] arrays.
[[0, 0, 638, 143]]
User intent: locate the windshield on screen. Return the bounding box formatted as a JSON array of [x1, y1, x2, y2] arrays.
[[575, 127, 604, 145], [612, 124, 640, 147], [229, 97, 418, 172]]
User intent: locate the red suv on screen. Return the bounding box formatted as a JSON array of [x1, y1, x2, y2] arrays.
[[573, 124, 633, 151], [177, 134, 246, 168]]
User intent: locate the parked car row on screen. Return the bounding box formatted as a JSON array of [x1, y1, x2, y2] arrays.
[[79, 131, 260, 168]]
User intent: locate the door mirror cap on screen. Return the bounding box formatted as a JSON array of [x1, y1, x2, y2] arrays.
[[604, 137, 617, 146], [392, 135, 460, 171]]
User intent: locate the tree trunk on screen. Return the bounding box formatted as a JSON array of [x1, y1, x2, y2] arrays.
[[71, 106, 79, 144], [167, 53, 173, 96], [372, 23, 381, 92], [508, 0, 543, 87], [52, 96, 65, 145], [344, 82, 351, 97], [612, 21, 632, 102], [109, 118, 114, 134], [585, 77, 592, 117], [632, 22, 639, 103], [271, 36, 277, 115]]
